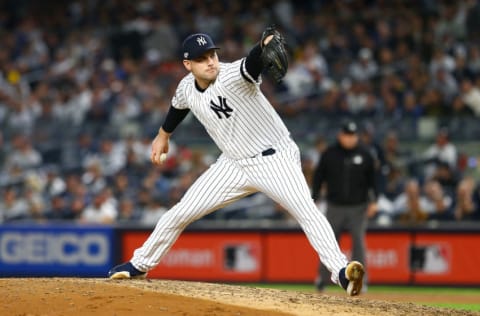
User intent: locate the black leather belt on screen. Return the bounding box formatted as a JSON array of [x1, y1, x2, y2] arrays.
[[261, 148, 276, 156], [251, 148, 276, 158]]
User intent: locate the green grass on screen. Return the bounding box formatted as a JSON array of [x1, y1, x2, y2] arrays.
[[422, 303, 480, 311], [240, 283, 480, 312], [247, 283, 480, 294]]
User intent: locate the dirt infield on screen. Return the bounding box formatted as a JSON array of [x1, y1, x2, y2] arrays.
[[1, 278, 479, 316]]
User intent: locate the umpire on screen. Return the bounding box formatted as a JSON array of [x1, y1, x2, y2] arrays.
[[311, 120, 377, 292]]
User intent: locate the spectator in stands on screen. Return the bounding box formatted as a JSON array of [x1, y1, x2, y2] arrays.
[[140, 168, 171, 201], [451, 46, 475, 82], [316, 86, 340, 115], [451, 94, 475, 116], [422, 179, 454, 221], [431, 161, 460, 198], [383, 163, 406, 200], [460, 77, 480, 116], [117, 197, 141, 222], [467, 45, 480, 75], [167, 170, 197, 207], [129, 132, 156, 167], [5, 134, 42, 171], [3, 102, 37, 136], [62, 130, 96, 170], [402, 92, 424, 119], [61, 172, 89, 219], [345, 80, 375, 116], [380, 90, 402, 120], [42, 165, 66, 197], [93, 137, 127, 177], [0, 186, 30, 222], [377, 46, 397, 78], [392, 179, 429, 224], [453, 176, 479, 221], [139, 195, 168, 226], [44, 194, 76, 220], [429, 67, 458, 103], [80, 187, 118, 224], [419, 88, 450, 117], [422, 128, 458, 180], [303, 136, 328, 187], [349, 48, 378, 82], [429, 48, 456, 76], [282, 40, 331, 98], [32, 96, 63, 164], [111, 171, 136, 201], [359, 122, 386, 193], [305, 136, 328, 168], [383, 131, 410, 173], [110, 90, 142, 129], [433, 1, 467, 44], [81, 158, 107, 193], [23, 172, 47, 220]]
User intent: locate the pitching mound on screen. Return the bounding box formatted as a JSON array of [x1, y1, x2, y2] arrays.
[[1, 278, 479, 316]]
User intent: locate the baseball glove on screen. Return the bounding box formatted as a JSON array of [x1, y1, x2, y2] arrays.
[[260, 26, 288, 82]]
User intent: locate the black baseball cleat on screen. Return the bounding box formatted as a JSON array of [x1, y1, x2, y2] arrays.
[[108, 262, 147, 279], [338, 261, 364, 296]]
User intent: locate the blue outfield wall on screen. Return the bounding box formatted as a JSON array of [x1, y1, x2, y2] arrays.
[[0, 224, 115, 277]]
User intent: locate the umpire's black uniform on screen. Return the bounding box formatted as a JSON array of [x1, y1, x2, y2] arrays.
[[311, 120, 377, 291]]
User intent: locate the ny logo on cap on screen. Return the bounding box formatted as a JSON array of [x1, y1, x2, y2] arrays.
[[196, 36, 207, 46]]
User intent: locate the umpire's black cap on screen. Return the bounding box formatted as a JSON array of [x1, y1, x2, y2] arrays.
[[341, 120, 358, 134], [182, 33, 219, 60]]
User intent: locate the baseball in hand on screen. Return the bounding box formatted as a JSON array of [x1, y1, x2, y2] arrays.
[[159, 153, 167, 164]]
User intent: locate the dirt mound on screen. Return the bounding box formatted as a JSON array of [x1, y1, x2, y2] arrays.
[[1, 278, 478, 316]]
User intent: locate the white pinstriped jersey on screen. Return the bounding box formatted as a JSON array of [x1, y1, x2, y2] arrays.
[[171, 58, 290, 159], [129, 51, 350, 286]]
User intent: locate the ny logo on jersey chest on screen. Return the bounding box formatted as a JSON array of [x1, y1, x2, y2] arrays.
[[210, 96, 233, 119]]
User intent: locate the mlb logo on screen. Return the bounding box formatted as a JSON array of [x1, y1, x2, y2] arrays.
[[410, 243, 451, 274]]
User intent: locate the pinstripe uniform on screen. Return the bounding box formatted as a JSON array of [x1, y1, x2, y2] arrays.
[[130, 58, 349, 284]]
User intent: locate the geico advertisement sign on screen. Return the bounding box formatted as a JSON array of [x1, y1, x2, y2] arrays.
[[0, 232, 109, 265]]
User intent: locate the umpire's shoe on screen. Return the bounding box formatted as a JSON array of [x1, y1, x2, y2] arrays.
[[338, 261, 364, 296], [108, 262, 147, 279]]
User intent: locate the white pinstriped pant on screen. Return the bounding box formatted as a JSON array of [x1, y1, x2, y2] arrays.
[[131, 137, 348, 284]]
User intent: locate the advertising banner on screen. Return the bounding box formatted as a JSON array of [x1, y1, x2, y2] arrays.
[[120, 229, 480, 285], [122, 231, 412, 283], [0, 224, 115, 277], [412, 233, 480, 285], [122, 232, 262, 281]]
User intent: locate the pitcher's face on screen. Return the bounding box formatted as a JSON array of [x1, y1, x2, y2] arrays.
[[183, 50, 219, 89]]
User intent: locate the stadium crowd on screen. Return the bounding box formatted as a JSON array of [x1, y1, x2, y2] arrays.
[[1, 0, 480, 225]]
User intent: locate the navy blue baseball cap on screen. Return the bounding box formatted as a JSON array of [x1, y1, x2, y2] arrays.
[[182, 33, 219, 60]]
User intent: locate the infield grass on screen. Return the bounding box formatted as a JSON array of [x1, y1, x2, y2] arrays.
[[243, 283, 480, 312]]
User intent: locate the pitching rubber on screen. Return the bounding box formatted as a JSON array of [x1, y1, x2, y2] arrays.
[[345, 261, 365, 296]]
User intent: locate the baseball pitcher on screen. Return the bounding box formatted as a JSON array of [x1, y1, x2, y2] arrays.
[[108, 27, 364, 296]]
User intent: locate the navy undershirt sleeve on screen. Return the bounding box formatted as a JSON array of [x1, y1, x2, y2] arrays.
[[161, 106, 190, 133], [244, 43, 263, 81]]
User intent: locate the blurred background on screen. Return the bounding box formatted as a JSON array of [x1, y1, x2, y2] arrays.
[[2, 0, 480, 225], [1, 0, 480, 285]]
